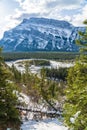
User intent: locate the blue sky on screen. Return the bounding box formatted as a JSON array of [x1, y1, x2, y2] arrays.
[[0, 0, 87, 38]]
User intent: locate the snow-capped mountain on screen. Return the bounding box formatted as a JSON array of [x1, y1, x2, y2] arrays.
[[0, 17, 84, 52]]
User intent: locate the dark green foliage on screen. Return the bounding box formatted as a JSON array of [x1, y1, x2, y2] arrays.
[[83, 19, 87, 24], [18, 59, 50, 67], [42, 67, 68, 81], [2, 52, 79, 61], [0, 49, 21, 130], [40, 69, 67, 109], [21, 62, 66, 110], [64, 59, 87, 130], [64, 21, 87, 130], [76, 20, 87, 53], [28, 59, 50, 66], [11, 64, 22, 83]]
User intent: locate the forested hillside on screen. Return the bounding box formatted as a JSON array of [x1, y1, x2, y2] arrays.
[[64, 20, 87, 130], [0, 21, 87, 130]]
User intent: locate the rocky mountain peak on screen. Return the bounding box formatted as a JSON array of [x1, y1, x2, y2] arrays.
[[0, 17, 84, 52]]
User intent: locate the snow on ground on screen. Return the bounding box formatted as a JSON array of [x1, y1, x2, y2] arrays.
[[18, 93, 30, 105], [21, 119, 68, 130], [18, 93, 48, 111], [6, 59, 70, 130], [18, 93, 68, 130], [50, 60, 73, 68], [6, 59, 74, 74]]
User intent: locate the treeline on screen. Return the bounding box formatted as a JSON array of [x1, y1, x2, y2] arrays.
[[10, 63, 66, 103], [2, 52, 79, 61], [42, 67, 68, 81], [0, 49, 22, 130], [18, 59, 50, 66], [63, 20, 87, 130], [28, 59, 50, 66]]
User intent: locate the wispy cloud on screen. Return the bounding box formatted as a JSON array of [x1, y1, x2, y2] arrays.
[[0, 0, 87, 38], [12, 0, 86, 23], [72, 4, 87, 26]]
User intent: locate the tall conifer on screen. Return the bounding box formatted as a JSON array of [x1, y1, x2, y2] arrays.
[[64, 20, 87, 130], [0, 48, 21, 130]]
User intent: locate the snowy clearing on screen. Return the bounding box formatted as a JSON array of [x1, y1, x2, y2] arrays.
[[21, 119, 68, 130]]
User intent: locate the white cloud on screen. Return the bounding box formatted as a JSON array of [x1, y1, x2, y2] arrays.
[[0, 0, 87, 38], [45, 0, 83, 9], [13, 0, 85, 24], [14, 0, 83, 18], [15, 0, 86, 26], [71, 5, 87, 26]]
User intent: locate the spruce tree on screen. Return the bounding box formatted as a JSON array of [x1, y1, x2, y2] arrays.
[[64, 20, 87, 130], [0, 48, 21, 130]]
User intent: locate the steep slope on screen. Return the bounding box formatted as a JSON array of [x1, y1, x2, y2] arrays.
[[0, 17, 84, 52]]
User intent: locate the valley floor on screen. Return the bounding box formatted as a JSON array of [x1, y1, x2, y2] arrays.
[[6, 59, 70, 130]]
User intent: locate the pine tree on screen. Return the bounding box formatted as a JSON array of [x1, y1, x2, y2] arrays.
[[64, 20, 87, 130], [0, 48, 21, 130], [11, 64, 21, 83]]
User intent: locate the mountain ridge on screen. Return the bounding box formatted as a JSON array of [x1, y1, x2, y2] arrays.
[[0, 17, 85, 52]]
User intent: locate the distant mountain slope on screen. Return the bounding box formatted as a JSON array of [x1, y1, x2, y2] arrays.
[[0, 17, 84, 52]]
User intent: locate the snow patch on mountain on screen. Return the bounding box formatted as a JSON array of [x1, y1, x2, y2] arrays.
[[0, 17, 84, 52]]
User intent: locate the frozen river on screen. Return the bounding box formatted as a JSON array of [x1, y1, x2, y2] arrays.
[[6, 59, 74, 74]]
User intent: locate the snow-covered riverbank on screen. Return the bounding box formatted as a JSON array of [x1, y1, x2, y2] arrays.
[[21, 118, 68, 130], [6, 59, 74, 74]]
